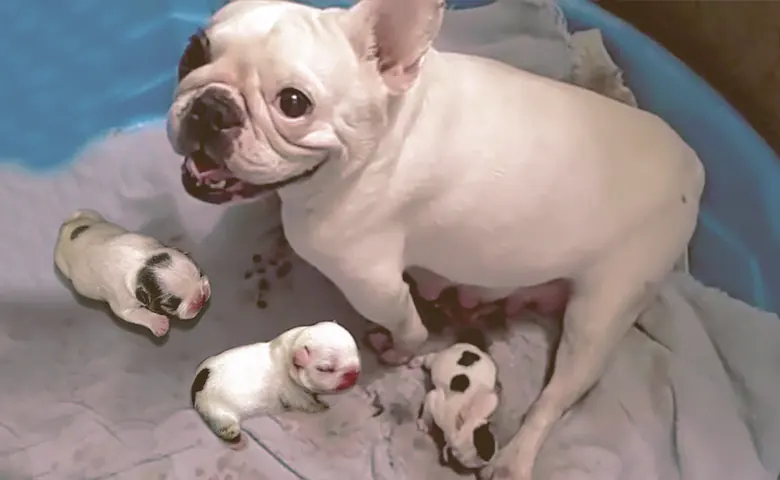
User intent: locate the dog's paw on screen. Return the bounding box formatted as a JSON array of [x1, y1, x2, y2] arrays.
[[407, 355, 426, 369], [416, 418, 429, 433], [364, 327, 393, 353], [479, 444, 531, 480], [379, 348, 413, 366], [147, 316, 170, 337], [363, 327, 413, 366]]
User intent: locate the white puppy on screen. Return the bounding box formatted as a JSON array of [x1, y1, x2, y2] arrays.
[[415, 329, 500, 472], [54, 209, 211, 336], [190, 320, 361, 447], [166, 0, 705, 477]]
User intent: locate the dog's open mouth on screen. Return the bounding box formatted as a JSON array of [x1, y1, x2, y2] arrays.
[[181, 150, 325, 205]]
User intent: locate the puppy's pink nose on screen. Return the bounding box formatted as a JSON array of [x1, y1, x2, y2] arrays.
[[189, 293, 206, 314], [337, 368, 360, 391]]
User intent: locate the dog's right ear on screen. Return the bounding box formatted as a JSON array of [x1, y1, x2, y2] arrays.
[[342, 0, 445, 94]]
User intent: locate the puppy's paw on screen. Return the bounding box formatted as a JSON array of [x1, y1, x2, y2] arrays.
[[147, 316, 170, 337], [225, 434, 247, 451], [217, 423, 242, 444]]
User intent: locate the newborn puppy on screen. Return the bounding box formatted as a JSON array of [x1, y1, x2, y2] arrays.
[[54, 209, 211, 336], [415, 328, 500, 472], [190, 320, 361, 448]]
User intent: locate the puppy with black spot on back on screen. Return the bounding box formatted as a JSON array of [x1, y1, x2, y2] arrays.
[[54, 209, 211, 337], [413, 327, 500, 474], [190, 320, 361, 449]]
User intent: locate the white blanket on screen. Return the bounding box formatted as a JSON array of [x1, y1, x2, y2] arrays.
[[1, 1, 779, 479]]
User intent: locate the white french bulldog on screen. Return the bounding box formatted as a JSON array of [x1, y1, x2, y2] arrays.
[[54, 209, 211, 337], [166, 0, 705, 477], [190, 320, 361, 448]]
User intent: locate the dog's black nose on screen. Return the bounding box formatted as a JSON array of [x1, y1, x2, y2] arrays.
[[187, 87, 244, 138]]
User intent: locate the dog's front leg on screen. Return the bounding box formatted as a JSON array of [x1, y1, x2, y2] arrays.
[[109, 301, 169, 337], [329, 262, 428, 365]]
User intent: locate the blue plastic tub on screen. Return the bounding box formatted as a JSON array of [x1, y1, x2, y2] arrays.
[[3, 0, 778, 313]]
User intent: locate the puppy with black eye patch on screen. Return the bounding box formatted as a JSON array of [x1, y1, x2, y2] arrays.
[[190, 320, 361, 449], [54, 209, 211, 337], [412, 328, 500, 473]]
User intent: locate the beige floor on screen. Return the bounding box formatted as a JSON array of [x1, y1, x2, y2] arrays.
[[598, 0, 780, 154]]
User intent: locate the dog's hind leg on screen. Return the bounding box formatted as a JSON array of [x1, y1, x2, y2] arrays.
[[196, 400, 244, 447], [483, 209, 697, 480]]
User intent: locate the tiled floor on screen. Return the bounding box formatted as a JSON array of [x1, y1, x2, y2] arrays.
[[598, 0, 780, 154]]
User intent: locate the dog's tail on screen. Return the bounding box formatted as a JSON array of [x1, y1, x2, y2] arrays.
[[454, 326, 490, 353]]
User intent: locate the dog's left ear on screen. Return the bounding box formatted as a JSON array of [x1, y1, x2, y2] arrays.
[[343, 0, 445, 94]]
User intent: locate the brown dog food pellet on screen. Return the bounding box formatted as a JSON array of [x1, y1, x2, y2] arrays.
[[258, 278, 270, 291], [252, 254, 263, 263], [256, 299, 268, 309], [243, 271, 253, 279], [276, 261, 292, 279]]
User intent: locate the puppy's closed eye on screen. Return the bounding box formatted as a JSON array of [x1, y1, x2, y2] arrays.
[[162, 296, 182, 311], [316, 365, 335, 373]]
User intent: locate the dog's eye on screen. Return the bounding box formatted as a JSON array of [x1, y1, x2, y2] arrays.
[[316, 365, 335, 373], [277, 88, 312, 119], [178, 29, 211, 82]]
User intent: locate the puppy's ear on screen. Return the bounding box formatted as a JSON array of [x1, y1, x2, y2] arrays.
[[472, 423, 497, 462], [292, 346, 311, 369], [343, 0, 445, 94], [135, 285, 151, 306]]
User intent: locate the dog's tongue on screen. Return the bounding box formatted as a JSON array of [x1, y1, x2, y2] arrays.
[[184, 154, 232, 182]]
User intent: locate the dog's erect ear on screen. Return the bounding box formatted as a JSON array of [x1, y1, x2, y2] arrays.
[[343, 0, 445, 94]]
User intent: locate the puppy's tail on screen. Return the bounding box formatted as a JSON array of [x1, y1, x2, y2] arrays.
[[454, 326, 490, 353]]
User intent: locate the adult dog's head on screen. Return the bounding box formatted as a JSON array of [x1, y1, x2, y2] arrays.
[[167, 0, 445, 205]]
